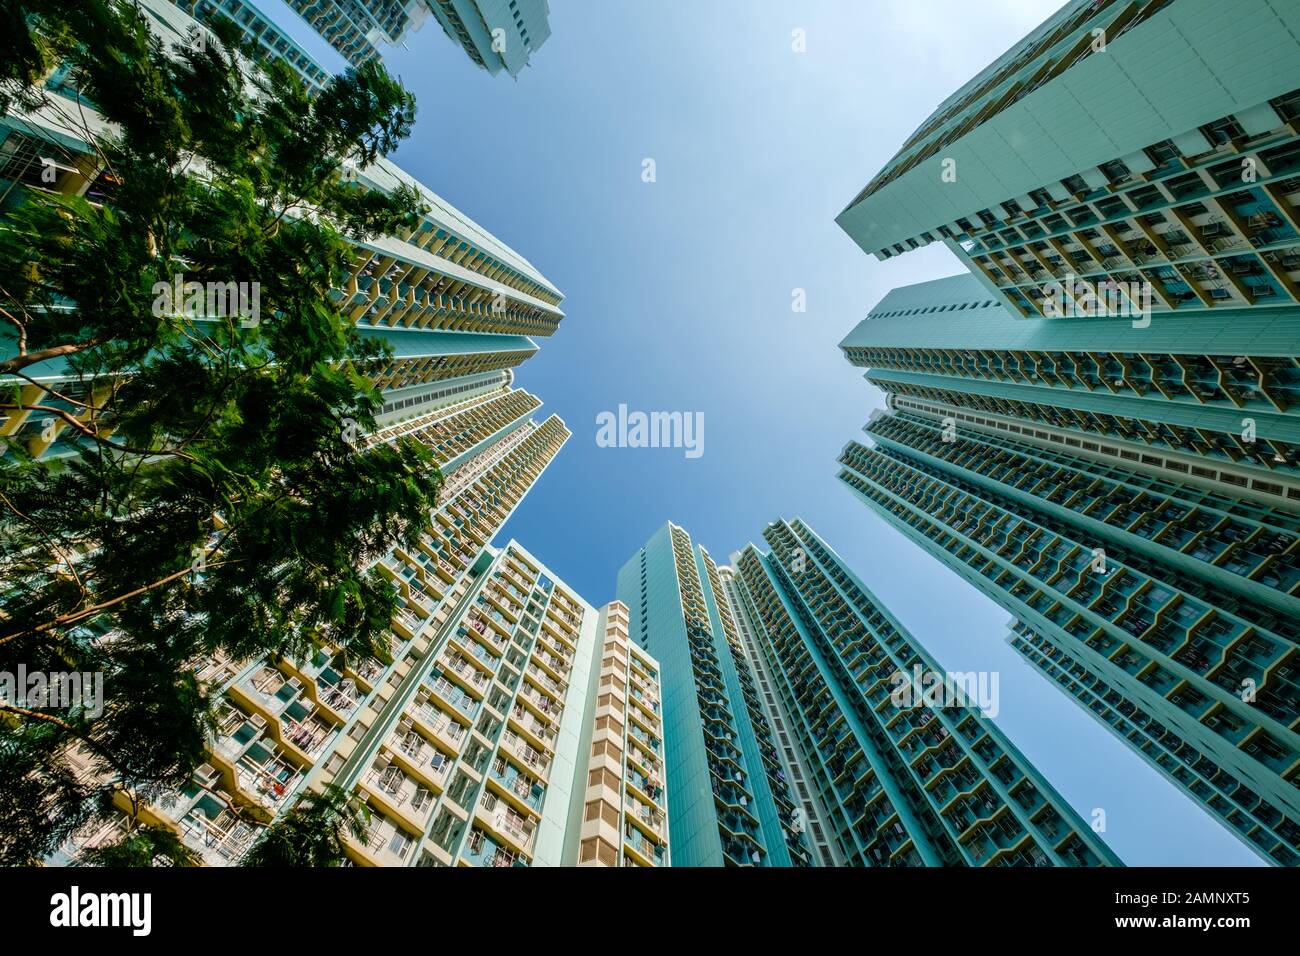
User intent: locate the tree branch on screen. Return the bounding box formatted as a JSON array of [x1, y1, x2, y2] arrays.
[[0, 488, 87, 599], [0, 340, 100, 376], [0, 559, 234, 646], [6, 368, 98, 410], [0, 403, 195, 461], [0, 703, 134, 785]]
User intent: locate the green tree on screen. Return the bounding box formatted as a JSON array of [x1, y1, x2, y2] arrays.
[[74, 821, 197, 867], [0, 0, 441, 864], [242, 784, 369, 867]]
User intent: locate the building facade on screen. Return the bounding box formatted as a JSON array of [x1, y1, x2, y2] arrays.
[[1008, 620, 1299, 866], [426, 0, 552, 77], [0, 0, 564, 461], [837, 0, 1300, 321], [176, 0, 334, 91], [840, 272, 1300, 491], [717, 562, 841, 866], [182, 0, 552, 77], [571, 601, 671, 867], [834, 0, 1300, 867], [727, 518, 1120, 867], [616, 523, 810, 866], [56, 407, 666, 867], [837, 314, 1300, 866]]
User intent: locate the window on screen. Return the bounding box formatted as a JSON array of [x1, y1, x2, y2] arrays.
[[1145, 139, 1180, 167], [591, 739, 623, 764], [1201, 116, 1245, 146], [588, 767, 620, 790], [596, 714, 624, 736], [597, 839, 618, 866]]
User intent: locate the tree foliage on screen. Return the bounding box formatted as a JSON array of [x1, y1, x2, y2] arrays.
[[0, 0, 441, 864], [74, 821, 197, 867], [241, 784, 369, 867]]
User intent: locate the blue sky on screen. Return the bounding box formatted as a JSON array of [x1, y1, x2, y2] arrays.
[[258, 0, 1260, 866]]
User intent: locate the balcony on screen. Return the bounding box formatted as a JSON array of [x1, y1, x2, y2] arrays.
[[315, 667, 361, 716], [459, 629, 503, 669], [280, 702, 338, 759], [441, 655, 491, 695], [626, 743, 661, 780], [426, 676, 480, 719], [516, 683, 559, 723], [388, 726, 454, 789], [508, 702, 558, 750], [629, 770, 670, 806], [623, 821, 667, 865], [408, 700, 467, 749], [363, 762, 436, 827], [232, 742, 302, 812], [212, 704, 267, 759], [239, 666, 303, 716], [500, 730, 550, 778], [361, 815, 417, 866], [722, 837, 762, 867], [630, 802, 667, 840], [481, 804, 537, 857], [628, 723, 662, 754], [156, 783, 262, 867], [488, 755, 544, 812], [353, 657, 385, 687], [462, 828, 524, 868], [525, 663, 566, 699], [962, 814, 1031, 866], [194, 651, 243, 689]]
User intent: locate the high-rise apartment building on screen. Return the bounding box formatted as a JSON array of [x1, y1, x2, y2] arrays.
[[10, 0, 596, 868], [183, 0, 552, 77], [1007, 620, 1299, 866], [426, 0, 552, 78], [840, 271, 1300, 491], [838, 270, 1299, 869], [616, 523, 810, 866], [716, 562, 841, 867], [572, 601, 671, 867], [833, 0, 1300, 867], [836, 0, 1300, 320], [175, 0, 334, 91], [612, 519, 1117, 867], [54, 408, 667, 867], [0, 0, 564, 461], [47, 396, 570, 865], [206, 0, 427, 68], [727, 518, 1120, 867]]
